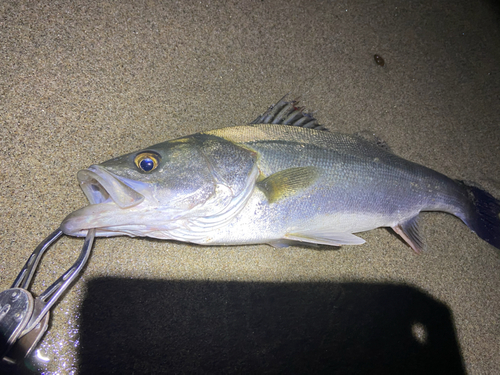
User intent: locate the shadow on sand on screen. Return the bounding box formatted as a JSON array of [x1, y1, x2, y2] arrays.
[[74, 278, 465, 374]]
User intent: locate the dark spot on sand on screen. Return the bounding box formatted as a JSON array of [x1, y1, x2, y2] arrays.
[[374, 54, 385, 66]]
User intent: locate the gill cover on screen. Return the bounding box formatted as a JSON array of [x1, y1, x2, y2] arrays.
[[192, 133, 257, 197]]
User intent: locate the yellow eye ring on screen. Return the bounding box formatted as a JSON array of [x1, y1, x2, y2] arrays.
[[134, 152, 160, 172]]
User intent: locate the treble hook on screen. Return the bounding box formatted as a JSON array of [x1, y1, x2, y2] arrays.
[[0, 228, 95, 364]]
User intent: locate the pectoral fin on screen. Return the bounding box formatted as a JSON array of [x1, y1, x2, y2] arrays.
[[392, 215, 424, 253], [257, 166, 320, 203]]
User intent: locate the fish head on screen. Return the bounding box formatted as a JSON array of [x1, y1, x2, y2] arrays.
[[61, 134, 258, 240]]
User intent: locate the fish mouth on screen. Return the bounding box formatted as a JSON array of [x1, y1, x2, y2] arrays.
[[61, 165, 149, 237], [77, 165, 144, 208]]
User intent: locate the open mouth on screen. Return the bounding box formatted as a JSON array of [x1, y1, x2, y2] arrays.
[[77, 165, 145, 208], [60, 165, 150, 237]]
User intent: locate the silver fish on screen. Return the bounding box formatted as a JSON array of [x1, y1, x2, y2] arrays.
[[61, 98, 500, 252]]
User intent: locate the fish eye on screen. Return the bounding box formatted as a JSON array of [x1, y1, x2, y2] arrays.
[[134, 152, 160, 172]]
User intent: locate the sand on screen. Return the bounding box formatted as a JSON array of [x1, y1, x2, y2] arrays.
[[1, 0, 499, 373]]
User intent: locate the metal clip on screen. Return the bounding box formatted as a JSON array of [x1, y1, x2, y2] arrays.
[[0, 228, 95, 364]]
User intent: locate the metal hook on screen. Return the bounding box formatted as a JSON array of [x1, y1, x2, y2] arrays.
[[1, 228, 95, 363]]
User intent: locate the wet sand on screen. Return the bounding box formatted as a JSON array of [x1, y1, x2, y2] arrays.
[[1, 0, 499, 373]]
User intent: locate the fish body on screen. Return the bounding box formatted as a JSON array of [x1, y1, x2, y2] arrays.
[[61, 98, 500, 252]]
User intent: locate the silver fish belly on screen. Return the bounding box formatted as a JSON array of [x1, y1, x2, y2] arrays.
[[61, 98, 500, 253]]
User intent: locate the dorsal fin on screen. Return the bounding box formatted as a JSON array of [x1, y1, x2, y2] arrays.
[[355, 130, 393, 152], [250, 95, 328, 131]]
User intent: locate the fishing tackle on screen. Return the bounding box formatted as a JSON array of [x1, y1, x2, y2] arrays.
[[0, 228, 95, 364]]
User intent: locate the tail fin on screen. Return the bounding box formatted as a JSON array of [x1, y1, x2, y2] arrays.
[[461, 182, 500, 250]]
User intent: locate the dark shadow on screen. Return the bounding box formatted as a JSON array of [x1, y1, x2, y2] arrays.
[[482, 0, 500, 17], [77, 279, 465, 375]]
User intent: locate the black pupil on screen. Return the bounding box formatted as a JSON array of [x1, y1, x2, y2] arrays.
[[140, 158, 154, 172]]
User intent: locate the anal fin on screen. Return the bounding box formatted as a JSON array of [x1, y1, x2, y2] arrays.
[[392, 215, 424, 254]]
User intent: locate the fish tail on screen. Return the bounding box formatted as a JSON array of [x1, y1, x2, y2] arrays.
[[460, 181, 500, 250]]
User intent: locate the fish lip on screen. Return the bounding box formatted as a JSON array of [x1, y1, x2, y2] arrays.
[[77, 165, 145, 208], [61, 165, 148, 237]]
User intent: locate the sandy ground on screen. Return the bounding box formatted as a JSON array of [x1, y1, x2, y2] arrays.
[[1, 0, 499, 374]]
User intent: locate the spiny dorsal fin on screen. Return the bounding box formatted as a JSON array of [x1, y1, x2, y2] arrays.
[[250, 95, 328, 130], [392, 215, 424, 253], [257, 166, 320, 204]]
